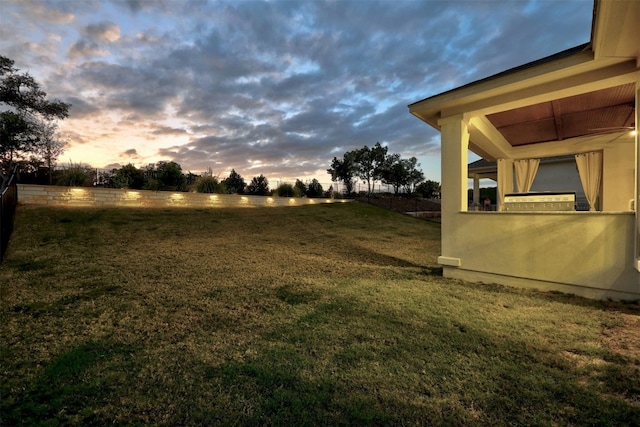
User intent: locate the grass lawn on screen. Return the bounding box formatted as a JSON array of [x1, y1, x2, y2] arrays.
[[1, 202, 639, 426]]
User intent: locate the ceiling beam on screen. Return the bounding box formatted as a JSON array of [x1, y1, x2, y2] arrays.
[[467, 116, 513, 161], [509, 131, 634, 159], [551, 100, 564, 140]]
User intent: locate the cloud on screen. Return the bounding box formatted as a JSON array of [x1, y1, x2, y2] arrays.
[[0, 0, 594, 182], [67, 40, 108, 60], [22, 3, 75, 25], [151, 126, 189, 136], [65, 96, 100, 119], [62, 129, 89, 145], [123, 0, 144, 13], [83, 22, 121, 43]]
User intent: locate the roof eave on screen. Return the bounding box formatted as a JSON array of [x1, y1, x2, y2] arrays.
[[408, 43, 594, 130]]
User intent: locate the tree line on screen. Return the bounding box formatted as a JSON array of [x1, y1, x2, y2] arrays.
[[1, 54, 439, 199], [23, 161, 330, 198], [327, 142, 440, 198]]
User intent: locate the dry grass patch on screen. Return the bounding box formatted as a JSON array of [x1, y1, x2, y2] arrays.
[[1, 203, 639, 426]]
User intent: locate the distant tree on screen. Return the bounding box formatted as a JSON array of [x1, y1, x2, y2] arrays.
[[380, 155, 424, 195], [402, 156, 424, 194], [223, 169, 246, 194], [113, 164, 146, 189], [416, 180, 441, 199], [380, 153, 403, 194], [353, 142, 388, 195], [294, 179, 307, 197], [327, 152, 357, 196], [156, 161, 185, 191], [274, 183, 295, 197], [247, 174, 269, 195], [32, 119, 66, 184], [306, 178, 324, 198], [0, 55, 70, 180]]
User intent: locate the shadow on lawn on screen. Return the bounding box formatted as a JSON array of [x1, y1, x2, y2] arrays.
[[213, 292, 640, 426], [9, 284, 122, 318], [3, 294, 639, 426], [1, 339, 138, 426]]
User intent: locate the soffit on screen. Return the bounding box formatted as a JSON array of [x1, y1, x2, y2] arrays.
[[592, 0, 640, 60], [485, 83, 635, 146]]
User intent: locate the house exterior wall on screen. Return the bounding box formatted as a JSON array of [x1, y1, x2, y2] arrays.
[[441, 211, 639, 300], [603, 143, 635, 211], [635, 78, 640, 268]]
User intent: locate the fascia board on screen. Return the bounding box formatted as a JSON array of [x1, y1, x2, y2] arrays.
[[408, 49, 595, 127], [441, 59, 639, 118]]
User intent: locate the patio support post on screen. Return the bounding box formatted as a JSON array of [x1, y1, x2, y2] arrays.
[[439, 114, 469, 214], [437, 114, 469, 266], [497, 158, 514, 211], [635, 77, 640, 271], [472, 175, 480, 209]]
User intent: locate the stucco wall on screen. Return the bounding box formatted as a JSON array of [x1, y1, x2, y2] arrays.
[[440, 211, 639, 300], [17, 184, 349, 208], [603, 143, 635, 211]]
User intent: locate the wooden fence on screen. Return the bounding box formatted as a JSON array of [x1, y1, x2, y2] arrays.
[[1, 167, 19, 262]]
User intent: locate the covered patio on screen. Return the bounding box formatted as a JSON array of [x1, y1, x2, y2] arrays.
[[409, 0, 639, 300]]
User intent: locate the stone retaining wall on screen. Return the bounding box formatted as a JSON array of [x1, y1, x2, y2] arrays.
[[17, 184, 349, 208]]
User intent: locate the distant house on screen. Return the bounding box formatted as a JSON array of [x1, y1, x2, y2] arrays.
[[409, 0, 639, 300]]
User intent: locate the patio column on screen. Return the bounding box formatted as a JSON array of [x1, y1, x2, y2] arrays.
[[472, 174, 480, 209], [438, 114, 470, 215], [635, 77, 640, 271], [497, 158, 514, 211], [438, 114, 469, 266]]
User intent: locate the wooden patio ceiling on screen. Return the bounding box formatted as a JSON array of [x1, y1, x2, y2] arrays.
[[486, 83, 635, 146]]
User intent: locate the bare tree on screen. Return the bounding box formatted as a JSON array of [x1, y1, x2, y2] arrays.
[[33, 119, 66, 184]]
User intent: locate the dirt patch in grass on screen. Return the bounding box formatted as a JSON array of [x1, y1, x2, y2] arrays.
[[602, 312, 640, 360]]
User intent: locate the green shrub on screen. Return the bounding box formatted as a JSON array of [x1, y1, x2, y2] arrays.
[[113, 164, 146, 189], [145, 179, 160, 191], [294, 180, 307, 197], [324, 185, 335, 199], [274, 183, 295, 197], [55, 163, 95, 187], [192, 176, 225, 193]]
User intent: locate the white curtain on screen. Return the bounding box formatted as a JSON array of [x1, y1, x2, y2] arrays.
[[575, 151, 602, 211], [497, 158, 513, 211], [514, 159, 540, 193]]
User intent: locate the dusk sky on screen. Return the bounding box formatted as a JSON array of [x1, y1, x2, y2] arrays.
[[0, 0, 594, 184]]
